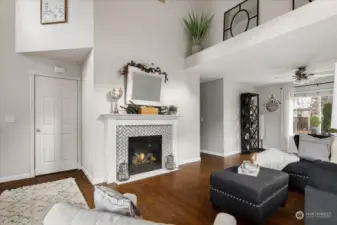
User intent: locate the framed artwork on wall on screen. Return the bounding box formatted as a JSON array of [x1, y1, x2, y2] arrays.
[[41, 0, 67, 25], [293, 0, 315, 10], [223, 0, 259, 41]]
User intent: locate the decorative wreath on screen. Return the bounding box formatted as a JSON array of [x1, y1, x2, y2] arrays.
[[119, 60, 168, 83]]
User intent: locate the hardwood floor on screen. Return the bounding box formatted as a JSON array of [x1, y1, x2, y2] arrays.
[[0, 153, 304, 225]]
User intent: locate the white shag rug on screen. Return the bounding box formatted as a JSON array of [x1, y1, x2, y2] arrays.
[[0, 178, 88, 225]]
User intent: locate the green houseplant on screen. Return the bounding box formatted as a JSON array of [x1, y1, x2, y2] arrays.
[[322, 103, 332, 134], [183, 12, 214, 54], [168, 105, 178, 115], [310, 115, 321, 134]]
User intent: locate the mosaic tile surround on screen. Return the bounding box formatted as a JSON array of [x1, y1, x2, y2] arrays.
[[116, 125, 173, 170]]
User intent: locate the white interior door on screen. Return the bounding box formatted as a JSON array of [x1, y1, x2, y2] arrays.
[[35, 76, 78, 175]]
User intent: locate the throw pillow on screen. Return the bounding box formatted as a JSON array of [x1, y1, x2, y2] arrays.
[[330, 137, 337, 164], [298, 134, 334, 161], [256, 148, 299, 171], [94, 185, 140, 217]]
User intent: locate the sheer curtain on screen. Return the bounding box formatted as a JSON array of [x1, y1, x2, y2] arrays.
[[280, 85, 296, 153]]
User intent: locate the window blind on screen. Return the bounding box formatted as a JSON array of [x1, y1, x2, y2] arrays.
[[294, 82, 334, 97]]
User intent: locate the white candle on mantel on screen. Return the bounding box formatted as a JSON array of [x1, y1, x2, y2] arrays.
[[331, 63, 337, 129]]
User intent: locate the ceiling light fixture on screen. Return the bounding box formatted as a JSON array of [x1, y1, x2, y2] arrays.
[[293, 66, 315, 85]]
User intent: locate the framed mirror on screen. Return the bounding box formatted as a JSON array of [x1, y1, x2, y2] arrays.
[[126, 67, 164, 106]]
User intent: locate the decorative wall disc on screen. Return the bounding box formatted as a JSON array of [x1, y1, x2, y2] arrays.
[[223, 0, 259, 41], [264, 95, 281, 112], [293, 0, 315, 10], [230, 10, 250, 37]]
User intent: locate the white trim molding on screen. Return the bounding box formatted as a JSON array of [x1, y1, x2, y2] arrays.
[[223, 150, 241, 157], [116, 168, 179, 185], [180, 157, 201, 165], [82, 167, 104, 185], [29, 70, 81, 81], [0, 173, 32, 183], [201, 150, 224, 157]]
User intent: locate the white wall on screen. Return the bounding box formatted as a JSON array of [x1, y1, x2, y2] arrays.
[[15, 0, 93, 53], [81, 50, 95, 182], [84, 0, 200, 181], [257, 84, 284, 149], [0, 0, 81, 182], [223, 80, 256, 155], [197, 0, 292, 49], [200, 79, 224, 155]]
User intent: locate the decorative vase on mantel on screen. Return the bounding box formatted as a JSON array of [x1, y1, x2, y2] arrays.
[[191, 42, 202, 55]]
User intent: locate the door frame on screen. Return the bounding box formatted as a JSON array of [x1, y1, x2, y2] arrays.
[[29, 72, 81, 178]]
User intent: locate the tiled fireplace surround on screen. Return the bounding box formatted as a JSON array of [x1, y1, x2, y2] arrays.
[[98, 114, 180, 184], [116, 125, 173, 174]]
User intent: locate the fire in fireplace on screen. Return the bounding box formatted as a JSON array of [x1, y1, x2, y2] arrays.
[[128, 135, 162, 175]]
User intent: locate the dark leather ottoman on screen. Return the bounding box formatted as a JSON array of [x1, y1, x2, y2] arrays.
[[210, 167, 289, 225]]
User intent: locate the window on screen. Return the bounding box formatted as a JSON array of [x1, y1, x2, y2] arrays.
[[293, 95, 334, 134]]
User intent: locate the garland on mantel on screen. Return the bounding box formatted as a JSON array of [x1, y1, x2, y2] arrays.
[[119, 60, 168, 83]]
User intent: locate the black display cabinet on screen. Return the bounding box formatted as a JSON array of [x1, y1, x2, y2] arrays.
[[240, 93, 260, 153]]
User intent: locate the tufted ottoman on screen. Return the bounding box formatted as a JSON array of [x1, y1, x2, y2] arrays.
[[210, 166, 289, 225]]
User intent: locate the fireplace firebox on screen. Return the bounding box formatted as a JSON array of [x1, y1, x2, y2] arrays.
[[128, 135, 162, 175]]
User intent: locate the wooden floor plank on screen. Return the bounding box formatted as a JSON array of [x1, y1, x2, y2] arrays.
[[0, 153, 304, 225]]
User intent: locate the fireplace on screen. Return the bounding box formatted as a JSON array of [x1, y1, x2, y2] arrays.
[[128, 135, 162, 175]]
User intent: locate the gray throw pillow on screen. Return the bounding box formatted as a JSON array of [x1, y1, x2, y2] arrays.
[[298, 134, 334, 161], [94, 186, 140, 217]]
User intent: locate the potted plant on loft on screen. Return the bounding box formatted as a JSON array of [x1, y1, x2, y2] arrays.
[[310, 115, 321, 134], [183, 12, 214, 55]]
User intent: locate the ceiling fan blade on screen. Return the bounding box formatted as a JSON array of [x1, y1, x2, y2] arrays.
[[158, 0, 168, 3], [274, 76, 287, 79], [313, 70, 334, 76]]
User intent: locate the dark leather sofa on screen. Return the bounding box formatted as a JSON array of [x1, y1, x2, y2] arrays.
[[282, 134, 337, 224], [305, 160, 337, 225], [282, 134, 331, 192]]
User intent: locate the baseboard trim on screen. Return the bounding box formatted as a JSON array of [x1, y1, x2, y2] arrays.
[[201, 150, 224, 157], [81, 167, 104, 185], [0, 173, 32, 183], [180, 157, 201, 165], [223, 150, 241, 157]]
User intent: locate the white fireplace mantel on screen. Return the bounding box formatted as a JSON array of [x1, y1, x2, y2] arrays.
[[98, 114, 180, 184], [98, 114, 180, 121]]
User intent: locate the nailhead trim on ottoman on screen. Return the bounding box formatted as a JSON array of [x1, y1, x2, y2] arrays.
[[210, 185, 288, 208], [287, 172, 308, 179]]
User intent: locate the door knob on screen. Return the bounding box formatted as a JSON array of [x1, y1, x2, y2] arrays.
[[36, 128, 41, 132]]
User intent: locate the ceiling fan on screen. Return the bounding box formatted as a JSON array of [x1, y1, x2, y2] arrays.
[[274, 66, 333, 85], [293, 66, 315, 85], [158, 0, 168, 3], [293, 66, 333, 85]]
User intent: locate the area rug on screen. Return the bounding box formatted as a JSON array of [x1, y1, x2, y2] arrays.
[[0, 178, 88, 225]]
